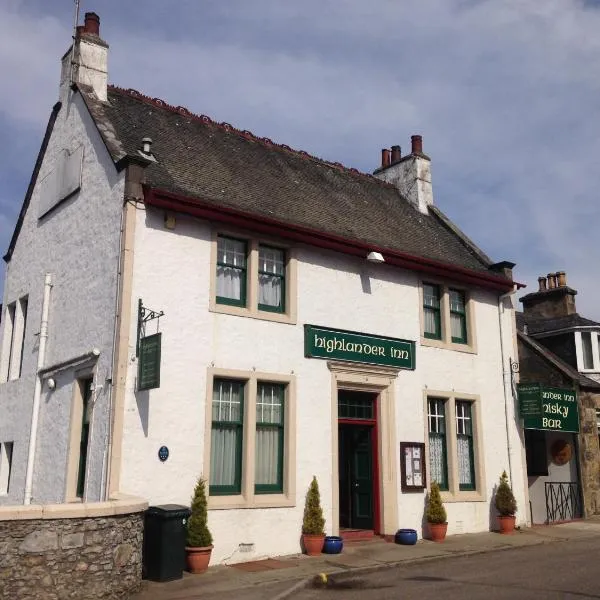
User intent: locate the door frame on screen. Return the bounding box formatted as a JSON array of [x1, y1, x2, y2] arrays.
[[328, 361, 400, 537], [338, 408, 380, 532]]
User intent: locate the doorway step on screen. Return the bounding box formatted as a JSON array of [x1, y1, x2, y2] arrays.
[[339, 528, 375, 542]]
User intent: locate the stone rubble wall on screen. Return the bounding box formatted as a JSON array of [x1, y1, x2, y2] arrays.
[[0, 498, 146, 600]]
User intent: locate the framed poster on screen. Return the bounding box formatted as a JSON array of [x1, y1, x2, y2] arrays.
[[400, 442, 426, 492]]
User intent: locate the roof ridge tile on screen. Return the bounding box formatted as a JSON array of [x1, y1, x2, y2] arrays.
[[108, 85, 392, 187]]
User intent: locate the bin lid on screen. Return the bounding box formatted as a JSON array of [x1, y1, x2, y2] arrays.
[[146, 504, 191, 519]]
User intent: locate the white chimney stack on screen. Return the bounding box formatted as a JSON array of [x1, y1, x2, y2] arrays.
[[60, 12, 108, 103], [373, 135, 433, 215]]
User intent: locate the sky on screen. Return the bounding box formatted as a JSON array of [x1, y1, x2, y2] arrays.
[[1, 0, 599, 318]]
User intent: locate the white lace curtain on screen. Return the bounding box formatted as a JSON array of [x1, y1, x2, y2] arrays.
[[457, 437, 473, 486], [259, 247, 284, 308], [217, 237, 246, 301], [428, 434, 446, 488], [255, 383, 283, 486]]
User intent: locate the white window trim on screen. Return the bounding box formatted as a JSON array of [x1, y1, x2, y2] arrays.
[[423, 390, 486, 502], [209, 229, 298, 325], [0, 296, 28, 383], [419, 281, 477, 354], [575, 330, 600, 373], [204, 367, 297, 509]]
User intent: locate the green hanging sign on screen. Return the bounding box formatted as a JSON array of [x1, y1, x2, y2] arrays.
[[521, 385, 579, 433], [304, 325, 415, 370], [517, 383, 544, 417], [138, 333, 161, 390]]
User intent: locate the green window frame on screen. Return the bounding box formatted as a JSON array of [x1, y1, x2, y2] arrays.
[[216, 236, 247, 307], [427, 398, 449, 491], [449, 289, 467, 344], [423, 283, 442, 340], [255, 383, 285, 494], [210, 379, 245, 496], [258, 245, 286, 313], [456, 400, 476, 491]]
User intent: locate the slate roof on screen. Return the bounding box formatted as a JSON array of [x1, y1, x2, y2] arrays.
[[517, 331, 600, 391], [79, 85, 510, 279], [516, 312, 600, 336]]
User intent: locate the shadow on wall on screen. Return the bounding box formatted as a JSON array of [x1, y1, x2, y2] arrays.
[[488, 482, 498, 532], [136, 389, 150, 438]]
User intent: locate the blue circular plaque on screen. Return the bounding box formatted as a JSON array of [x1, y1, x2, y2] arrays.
[[158, 446, 169, 462]]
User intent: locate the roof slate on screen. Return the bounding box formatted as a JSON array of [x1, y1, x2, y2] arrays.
[[516, 312, 600, 335], [80, 86, 508, 277]]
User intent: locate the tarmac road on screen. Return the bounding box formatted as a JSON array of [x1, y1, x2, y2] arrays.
[[293, 536, 600, 599]]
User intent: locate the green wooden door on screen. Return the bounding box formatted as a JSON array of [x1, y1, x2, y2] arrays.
[[350, 426, 373, 530]]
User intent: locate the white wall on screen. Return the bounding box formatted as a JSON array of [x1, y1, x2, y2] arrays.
[[0, 92, 124, 504], [119, 208, 527, 563]]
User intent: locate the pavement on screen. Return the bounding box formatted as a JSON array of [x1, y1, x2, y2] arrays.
[[132, 519, 600, 600]]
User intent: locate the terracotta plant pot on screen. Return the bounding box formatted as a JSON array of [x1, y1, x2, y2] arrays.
[[428, 522, 448, 543], [498, 515, 516, 534], [185, 545, 213, 573], [302, 534, 325, 556]]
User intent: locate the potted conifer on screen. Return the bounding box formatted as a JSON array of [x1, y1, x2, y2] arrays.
[[495, 470, 517, 534], [185, 477, 214, 573], [425, 481, 448, 542], [301, 476, 326, 555]]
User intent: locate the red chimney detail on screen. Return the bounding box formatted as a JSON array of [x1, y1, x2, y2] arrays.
[[391, 145, 401, 164], [411, 135, 423, 155], [381, 149, 391, 168], [76, 25, 84, 38], [84, 12, 100, 36]]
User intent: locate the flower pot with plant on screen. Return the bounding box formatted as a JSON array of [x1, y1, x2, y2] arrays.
[[425, 481, 448, 542], [185, 477, 214, 573], [302, 476, 326, 555], [495, 470, 517, 534]]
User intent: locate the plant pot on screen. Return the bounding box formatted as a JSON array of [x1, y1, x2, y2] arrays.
[[395, 529, 418, 545], [185, 545, 213, 574], [498, 515, 516, 534], [302, 534, 325, 556], [323, 536, 343, 554], [428, 522, 448, 543]]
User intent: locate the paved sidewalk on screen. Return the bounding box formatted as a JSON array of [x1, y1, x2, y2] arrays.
[[132, 520, 600, 600]]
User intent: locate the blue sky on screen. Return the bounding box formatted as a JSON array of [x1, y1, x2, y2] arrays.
[[1, 0, 599, 318]]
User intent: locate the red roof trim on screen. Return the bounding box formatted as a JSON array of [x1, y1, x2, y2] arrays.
[[145, 187, 519, 292], [109, 86, 392, 187]]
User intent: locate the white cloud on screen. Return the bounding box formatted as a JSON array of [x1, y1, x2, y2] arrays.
[[1, 0, 599, 318]]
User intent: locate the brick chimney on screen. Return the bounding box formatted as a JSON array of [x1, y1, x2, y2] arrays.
[[373, 135, 432, 214], [60, 12, 108, 102], [519, 271, 577, 319]]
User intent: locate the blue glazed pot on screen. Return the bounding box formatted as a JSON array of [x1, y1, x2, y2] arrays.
[[395, 528, 418, 545], [323, 536, 344, 554]]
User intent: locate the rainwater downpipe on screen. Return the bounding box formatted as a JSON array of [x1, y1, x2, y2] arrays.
[[24, 273, 52, 505], [498, 285, 518, 486]]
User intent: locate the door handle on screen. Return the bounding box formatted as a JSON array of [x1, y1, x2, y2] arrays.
[[353, 483, 359, 488]]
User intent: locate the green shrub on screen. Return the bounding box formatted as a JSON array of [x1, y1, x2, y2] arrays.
[[302, 476, 325, 535], [425, 481, 447, 524], [495, 471, 517, 517], [186, 477, 213, 547]]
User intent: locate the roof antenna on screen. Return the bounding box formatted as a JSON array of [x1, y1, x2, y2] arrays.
[[70, 0, 81, 86]]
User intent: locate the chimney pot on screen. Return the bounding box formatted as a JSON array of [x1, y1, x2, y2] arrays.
[[557, 271, 567, 287], [547, 273, 557, 289], [411, 135, 423, 155], [538, 276, 547, 292], [84, 12, 100, 36], [76, 25, 84, 38], [390, 145, 401, 164], [381, 149, 391, 168]]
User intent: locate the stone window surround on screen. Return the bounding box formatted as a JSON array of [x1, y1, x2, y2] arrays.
[[0, 295, 28, 383], [575, 330, 600, 373], [209, 228, 298, 325], [0, 441, 13, 496], [419, 280, 477, 354], [204, 367, 297, 510], [423, 390, 486, 503], [328, 361, 400, 537]]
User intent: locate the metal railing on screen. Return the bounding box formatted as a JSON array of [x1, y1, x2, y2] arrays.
[[545, 482, 582, 523]]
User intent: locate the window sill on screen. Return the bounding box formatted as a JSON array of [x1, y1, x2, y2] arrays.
[[210, 302, 296, 325], [420, 336, 477, 355], [440, 490, 485, 503], [208, 493, 295, 510]]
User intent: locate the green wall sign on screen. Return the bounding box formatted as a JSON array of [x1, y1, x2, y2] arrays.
[[138, 333, 161, 390], [304, 325, 415, 370], [517, 384, 544, 417], [522, 385, 579, 433]]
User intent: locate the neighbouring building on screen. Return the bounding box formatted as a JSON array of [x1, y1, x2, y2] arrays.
[[0, 12, 529, 565], [516, 272, 600, 524]]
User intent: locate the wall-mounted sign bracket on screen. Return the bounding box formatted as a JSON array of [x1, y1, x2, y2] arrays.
[[136, 298, 164, 357]]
